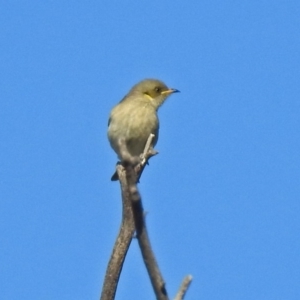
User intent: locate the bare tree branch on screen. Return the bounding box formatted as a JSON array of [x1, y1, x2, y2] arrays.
[[135, 133, 158, 183], [101, 134, 192, 300], [100, 136, 154, 300], [174, 275, 193, 300], [132, 193, 169, 300], [126, 135, 169, 300], [100, 165, 135, 300]]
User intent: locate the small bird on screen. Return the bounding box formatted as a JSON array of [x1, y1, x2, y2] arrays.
[[108, 78, 179, 181]]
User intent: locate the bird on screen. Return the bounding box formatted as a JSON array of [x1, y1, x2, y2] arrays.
[[107, 78, 179, 181]]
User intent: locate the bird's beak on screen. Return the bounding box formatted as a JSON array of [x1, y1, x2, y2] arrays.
[[161, 88, 180, 95]]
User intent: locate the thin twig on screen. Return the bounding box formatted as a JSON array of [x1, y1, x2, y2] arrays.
[[135, 134, 158, 182], [129, 135, 169, 300], [141, 133, 156, 165], [132, 197, 169, 300], [174, 275, 193, 300]]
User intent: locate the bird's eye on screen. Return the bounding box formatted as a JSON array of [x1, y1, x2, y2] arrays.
[[154, 87, 161, 93]]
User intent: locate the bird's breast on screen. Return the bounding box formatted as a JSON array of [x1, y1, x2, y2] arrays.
[[108, 103, 159, 158]]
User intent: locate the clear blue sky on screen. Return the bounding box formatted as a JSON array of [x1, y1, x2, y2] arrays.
[[1, 1, 300, 299]]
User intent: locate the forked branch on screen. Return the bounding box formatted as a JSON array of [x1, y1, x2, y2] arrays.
[[100, 134, 192, 300]]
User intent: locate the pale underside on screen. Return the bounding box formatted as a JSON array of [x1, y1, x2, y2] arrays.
[[108, 100, 159, 160]]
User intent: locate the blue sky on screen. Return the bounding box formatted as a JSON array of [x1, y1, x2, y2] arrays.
[[1, 1, 300, 299]]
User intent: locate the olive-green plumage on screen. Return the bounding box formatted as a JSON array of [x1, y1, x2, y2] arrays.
[[108, 78, 179, 180]]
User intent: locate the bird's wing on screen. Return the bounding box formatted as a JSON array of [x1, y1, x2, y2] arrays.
[[108, 93, 130, 127]]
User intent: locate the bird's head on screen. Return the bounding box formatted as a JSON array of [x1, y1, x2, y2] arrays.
[[130, 79, 179, 109]]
